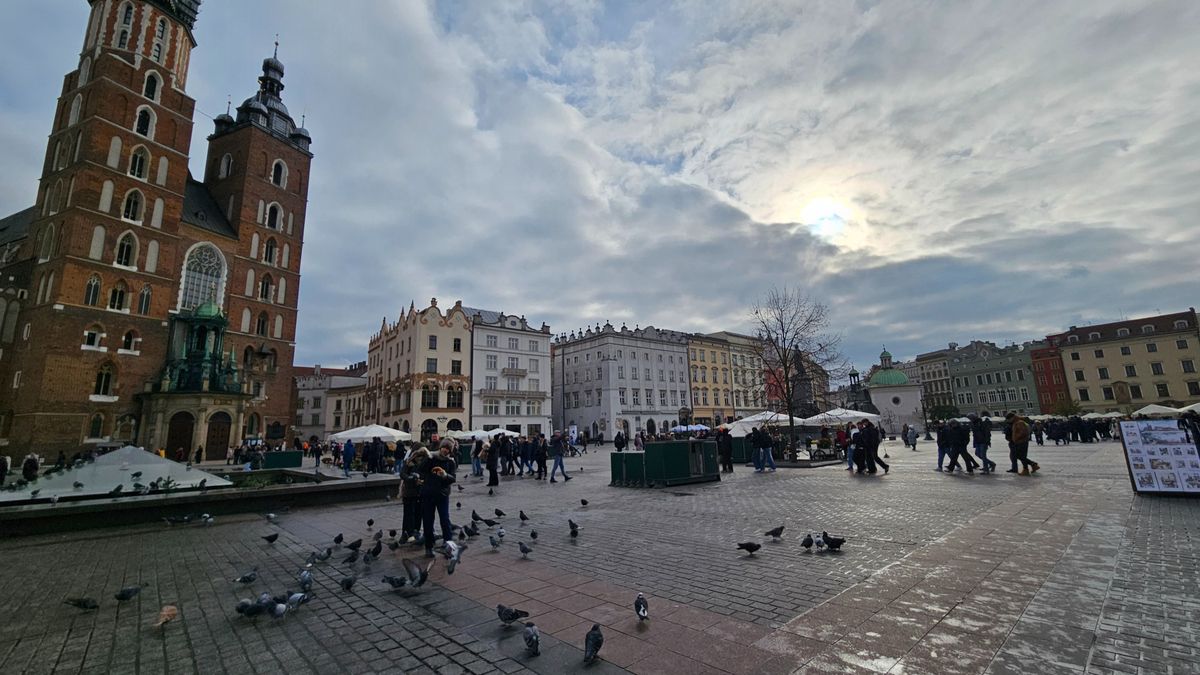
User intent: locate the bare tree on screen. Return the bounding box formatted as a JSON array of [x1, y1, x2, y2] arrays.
[[750, 286, 849, 452]]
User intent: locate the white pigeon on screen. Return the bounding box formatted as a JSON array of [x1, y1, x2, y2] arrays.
[[497, 527, 506, 539], [815, 534, 826, 550]]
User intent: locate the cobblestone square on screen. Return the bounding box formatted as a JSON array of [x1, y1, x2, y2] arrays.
[[3, 439, 1199, 674]]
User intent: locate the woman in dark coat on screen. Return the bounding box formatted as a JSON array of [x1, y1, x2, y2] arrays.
[[400, 447, 428, 544], [419, 440, 457, 557], [485, 440, 500, 488]]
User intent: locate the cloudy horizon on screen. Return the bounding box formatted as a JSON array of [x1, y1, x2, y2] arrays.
[[2, 1, 1197, 374]]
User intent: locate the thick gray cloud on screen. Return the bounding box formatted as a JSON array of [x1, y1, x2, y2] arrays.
[[2, 1, 1197, 374]]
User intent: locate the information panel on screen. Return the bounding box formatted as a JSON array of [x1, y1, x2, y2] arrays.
[[1119, 419, 1200, 494]]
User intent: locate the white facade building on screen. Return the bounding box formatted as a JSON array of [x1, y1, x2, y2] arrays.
[[553, 323, 690, 441], [293, 362, 367, 441], [466, 308, 553, 437]]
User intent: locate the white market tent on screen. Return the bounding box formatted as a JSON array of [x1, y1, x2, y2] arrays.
[[1178, 402, 1200, 414], [1103, 411, 1126, 418], [735, 411, 810, 427], [449, 430, 490, 440], [801, 408, 881, 426], [0, 445, 233, 503], [487, 428, 519, 438], [1082, 412, 1106, 419], [329, 424, 412, 443], [1130, 404, 1181, 417]]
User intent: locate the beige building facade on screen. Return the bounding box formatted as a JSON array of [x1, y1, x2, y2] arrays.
[[1053, 309, 1200, 413], [707, 331, 766, 417], [687, 334, 734, 426], [366, 298, 472, 442]]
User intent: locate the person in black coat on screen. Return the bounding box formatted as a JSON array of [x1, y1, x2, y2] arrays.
[[485, 439, 500, 488], [419, 440, 457, 557], [716, 429, 734, 473]]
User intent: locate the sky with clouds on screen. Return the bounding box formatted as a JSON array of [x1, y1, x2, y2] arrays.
[[2, 0, 1198, 375]]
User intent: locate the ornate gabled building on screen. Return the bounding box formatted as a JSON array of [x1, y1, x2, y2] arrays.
[[366, 299, 472, 442], [0, 0, 312, 459]]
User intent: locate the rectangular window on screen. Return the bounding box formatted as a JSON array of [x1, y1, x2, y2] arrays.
[[1074, 370, 1085, 382], [586, 390, 593, 407], [428, 335, 437, 350], [1017, 369, 1025, 381], [529, 378, 539, 391], [1125, 365, 1137, 377], [1078, 388, 1091, 402], [1177, 339, 1189, 350], [529, 359, 539, 373], [658, 369, 665, 381], [451, 359, 462, 375], [1147, 343, 1158, 353], [507, 400, 522, 415], [660, 390, 668, 406], [1093, 349, 1103, 358], [483, 400, 499, 415], [619, 388, 627, 405], [1183, 360, 1196, 374], [485, 376, 497, 389], [425, 358, 437, 374], [1189, 382, 1200, 396], [631, 368, 639, 380], [645, 368, 651, 381], [632, 389, 640, 405], [976, 375, 984, 385], [506, 377, 519, 391], [1020, 387, 1028, 400], [312, 396, 322, 409], [508, 337, 519, 350], [1130, 385, 1143, 399], [618, 366, 624, 379], [1156, 383, 1170, 397], [529, 340, 539, 352], [1098, 367, 1110, 380], [985, 373, 993, 385], [1005, 371, 1013, 383], [486, 334, 497, 347], [1102, 387, 1114, 401], [645, 389, 651, 406], [453, 338, 461, 352], [310, 414, 320, 426], [699, 351, 706, 362], [1120, 346, 1131, 356], [508, 356, 519, 369], [670, 390, 678, 405], [1151, 362, 1164, 376], [596, 367, 601, 380], [486, 354, 497, 370], [1070, 352, 1080, 361]]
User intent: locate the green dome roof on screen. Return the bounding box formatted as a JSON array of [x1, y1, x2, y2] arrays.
[[868, 368, 909, 386], [194, 301, 222, 318]]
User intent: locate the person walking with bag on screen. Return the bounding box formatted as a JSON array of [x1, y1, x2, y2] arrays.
[[549, 432, 572, 483]]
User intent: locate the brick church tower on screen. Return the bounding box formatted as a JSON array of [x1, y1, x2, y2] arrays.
[[0, 0, 312, 460]]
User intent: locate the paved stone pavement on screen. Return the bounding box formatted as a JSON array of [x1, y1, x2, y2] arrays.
[[2, 438, 1198, 674]]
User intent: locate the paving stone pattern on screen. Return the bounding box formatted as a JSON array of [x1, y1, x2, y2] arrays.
[[0, 439, 1197, 674]]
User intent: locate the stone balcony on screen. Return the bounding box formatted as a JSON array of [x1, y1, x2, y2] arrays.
[[480, 388, 548, 399], [500, 367, 528, 377]]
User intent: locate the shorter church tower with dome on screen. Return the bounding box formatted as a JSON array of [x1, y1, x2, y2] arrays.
[[862, 348, 925, 434]]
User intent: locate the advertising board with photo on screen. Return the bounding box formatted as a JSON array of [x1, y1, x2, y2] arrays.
[[1119, 420, 1200, 495]]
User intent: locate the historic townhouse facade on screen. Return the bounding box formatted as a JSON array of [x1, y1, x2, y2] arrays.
[[366, 299, 471, 442], [686, 334, 733, 426], [705, 331, 766, 417], [553, 324, 690, 440], [292, 361, 366, 441], [0, 0, 311, 459], [948, 340, 1041, 416], [1052, 309, 1200, 413], [466, 308, 552, 437], [915, 345, 956, 414]]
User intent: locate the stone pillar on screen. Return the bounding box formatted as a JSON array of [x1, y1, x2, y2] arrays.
[[195, 409, 209, 461]]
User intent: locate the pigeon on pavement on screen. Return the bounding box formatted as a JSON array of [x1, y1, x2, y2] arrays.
[[523, 622, 541, 656], [801, 533, 814, 550], [381, 575, 408, 589], [471, 510, 483, 522], [369, 541, 383, 558], [286, 592, 310, 610], [73, 481, 84, 489], [822, 531, 846, 551], [373, 530, 383, 542], [519, 510, 529, 523], [333, 533, 344, 547], [737, 542, 762, 556], [815, 534, 825, 550], [482, 519, 498, 528], [367, 518, 374, 529], [489, 535, 501, 551], [401, 558, 432, 587], [388, 529, 397, 538], [114, 584, 146, 602], [568, 519, 580, 530], [635, 593, 648, 620], [530, 530, 538, 541], [519, 541, 533, 558], [583, 624, 604, 663], [264, 513, 278, 523], [497, 527, 506, 539], [497, 604, 530, 626], [341, 550, 360, 565], [438, 540, 464, 574], [765, 525, 785, 539], [64, 597, 99, 610], [262, 533, 279, 544], [494, 508, 506, 518], [580, 499, 589, 507], [345, 538, 363, 551], [299, 570, 313, 592], [339, 575, 357, 591], [269, 603, 288, 620], [233, 568, 258, 584]]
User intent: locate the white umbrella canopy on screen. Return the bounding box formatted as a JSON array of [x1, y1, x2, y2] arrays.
[[448, 430, 488, 440], [801, 408, 881, 426], [1178, 402, 1200, 414], [1103, 411, 1126, 418], [329, 424, 412, 443], [487, 428, 519, 437], [1082, 412, 1106, 419], [1130, 404, 1181, 417]]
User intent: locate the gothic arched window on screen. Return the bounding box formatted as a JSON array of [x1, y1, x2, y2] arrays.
[[178, 244, 225, 311], [84, 275, 101, 306]]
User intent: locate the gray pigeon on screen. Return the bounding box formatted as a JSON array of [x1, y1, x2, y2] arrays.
[[381, 575, 408, 589], [233, 568, 258, 584], [286, 592, 310, 609], [519, 541, 533, 559], [583, 624, 604, 663], [438, 540, 464, 574], [269, 602, 288, 619], [401, 557, 432, 587], [497, 604, 530, 626], [298, 570, 313, 592], [635, 593, 648, 620], [489, 535, 501, 551], [801, 533, 814, 550], [64, 597, 99, 610], [339, 575, 357, 591], [114, 584, 146, 602], [523, 622, 540, 656]]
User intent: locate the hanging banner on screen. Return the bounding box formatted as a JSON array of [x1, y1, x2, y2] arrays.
[[1119, 419, 1200, 494]]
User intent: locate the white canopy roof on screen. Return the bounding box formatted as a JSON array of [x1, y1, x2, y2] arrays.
[[801, 408, 881, 425], [0, 445, 232, 503], [1178, 402, 1200, 414], [448, 430, 489, 440], [1082, 412, 1106, 419], [329, 424, 412, 443], [1131, 404, 1181, 417]]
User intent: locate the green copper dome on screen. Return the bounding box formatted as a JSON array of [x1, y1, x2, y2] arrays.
[[194, 301, 222, 318], [868, 369, 909, 386]]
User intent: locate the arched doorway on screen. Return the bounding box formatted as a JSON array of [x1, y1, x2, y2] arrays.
[[205, 412, 232, 461], [420, 419, 437, 443], [166, 411, 194, 458], [447, 419, 463, 431], [402, 420, 411, 433], [646, 419, 656, 435]]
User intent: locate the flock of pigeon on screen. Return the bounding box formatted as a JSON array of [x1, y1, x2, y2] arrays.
[[497, 591, 646, 661], [736, 526, 846, 557], [63, 583, 179, 629]]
